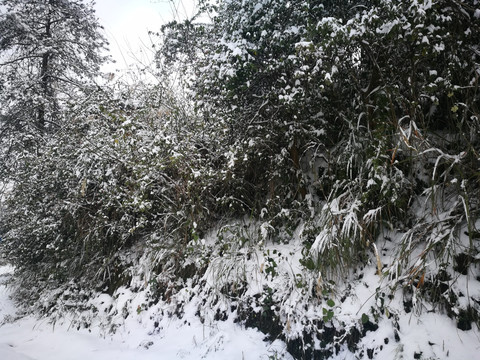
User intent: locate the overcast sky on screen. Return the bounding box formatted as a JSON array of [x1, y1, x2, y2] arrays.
[[94, 0, 197, 73]]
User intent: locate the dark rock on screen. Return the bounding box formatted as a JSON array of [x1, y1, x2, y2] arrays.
[[457, 307, 476, 331], [403, 299, 413, 313], [454, 253, 474, 275], [362, 320, 379, 336]]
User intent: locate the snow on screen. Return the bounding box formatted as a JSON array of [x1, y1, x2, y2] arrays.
[[376, 20, 399, 34], [2, 222, 480, 360], [434, 42, 445, 52], [0, 265, 291, 360], [2, 211, 480, 360]]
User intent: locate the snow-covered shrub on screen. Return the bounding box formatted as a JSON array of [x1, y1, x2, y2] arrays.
[[159, 0, 332, 222], [1, 0, 479, 352], [158, 0, 480, 336], [0, 81, 215, 304]]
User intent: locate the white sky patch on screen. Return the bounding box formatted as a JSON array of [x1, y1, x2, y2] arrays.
[[94, 0, 197, 74]]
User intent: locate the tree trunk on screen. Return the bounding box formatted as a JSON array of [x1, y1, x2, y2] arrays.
[[289, 142, 306, 200], [37, 3, 53, 131]]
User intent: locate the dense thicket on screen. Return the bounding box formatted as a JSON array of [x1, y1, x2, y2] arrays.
[[160, 0, 480, 274], [0, 82, 211, 296], [0, 0, 479, 345]]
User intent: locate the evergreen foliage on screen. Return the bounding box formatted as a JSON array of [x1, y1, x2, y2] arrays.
[[159, 0, 480, 275], [0, 0, 108, 179], [0, 0, 479, 354]]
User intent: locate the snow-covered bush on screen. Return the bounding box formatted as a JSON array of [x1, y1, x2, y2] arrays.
[[0, 81, 216, 304], [1, 0, 479, 355], [157, 0, 480, 339]]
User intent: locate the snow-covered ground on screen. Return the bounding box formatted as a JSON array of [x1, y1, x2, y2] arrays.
[[0, 264, 291, 360], [2, 241, 480, 360]]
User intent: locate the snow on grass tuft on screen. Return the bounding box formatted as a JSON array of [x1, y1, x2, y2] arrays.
[[0, 265, 293, 360]]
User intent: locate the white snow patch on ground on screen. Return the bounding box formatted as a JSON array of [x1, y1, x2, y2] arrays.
[[0, 265, 292, 360]]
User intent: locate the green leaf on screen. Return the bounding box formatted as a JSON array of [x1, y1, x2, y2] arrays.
[[361, 313, 369, 324], [323, 309, 334, 322], [301, 257, 315, 270], [326, 299, 335, 307]]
